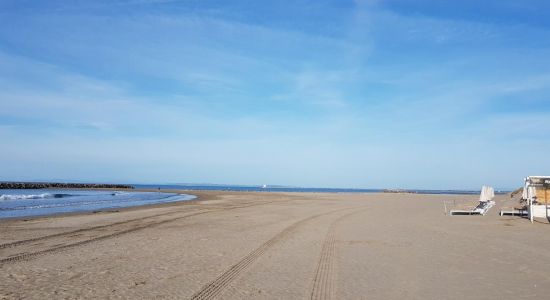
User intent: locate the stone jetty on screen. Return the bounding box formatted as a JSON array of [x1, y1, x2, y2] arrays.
[[0, 182, 134, 189], [382, 189, 417, 194]]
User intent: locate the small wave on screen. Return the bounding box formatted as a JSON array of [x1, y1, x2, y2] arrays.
[[0, 193, 73, 201], [113, 191, 129, 196]]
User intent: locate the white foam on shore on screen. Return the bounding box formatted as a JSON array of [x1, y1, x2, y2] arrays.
[[0, 193, 58, 201], [0, 190, 197, 218]]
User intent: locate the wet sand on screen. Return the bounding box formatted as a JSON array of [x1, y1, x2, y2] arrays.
[[1, 191, 550, 299]]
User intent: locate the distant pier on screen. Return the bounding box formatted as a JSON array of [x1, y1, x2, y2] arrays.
[[382, 189, 417, 194], [0, 182, 134, 189]]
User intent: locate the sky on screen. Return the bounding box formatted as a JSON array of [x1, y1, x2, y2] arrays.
[[1, 0, 549, 190]]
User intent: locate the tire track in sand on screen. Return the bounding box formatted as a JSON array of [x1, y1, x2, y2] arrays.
[[0, 201, 281, 266], [310, 209, 368, 300], [0, 210, 190, 250], [0, 210, 214, 265], [190, 207, 355, 300]]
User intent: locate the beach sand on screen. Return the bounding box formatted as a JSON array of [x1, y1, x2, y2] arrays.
[[1, 191, 550, 299]]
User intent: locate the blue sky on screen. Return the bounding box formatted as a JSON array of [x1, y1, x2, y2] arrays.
[[1, 0, 549, 189]]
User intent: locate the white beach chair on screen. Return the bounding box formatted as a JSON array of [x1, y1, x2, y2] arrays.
[[450, 186, 495, 216]]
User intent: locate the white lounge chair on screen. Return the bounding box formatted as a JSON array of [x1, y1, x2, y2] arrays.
[[450, 186, 495, 216]]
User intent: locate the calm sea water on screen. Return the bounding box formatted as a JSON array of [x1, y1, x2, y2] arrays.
[[135, 184, 498, 195], [0, 189, 195, 219]]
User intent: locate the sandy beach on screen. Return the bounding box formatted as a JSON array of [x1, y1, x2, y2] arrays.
[[1, 191, 550, 299]]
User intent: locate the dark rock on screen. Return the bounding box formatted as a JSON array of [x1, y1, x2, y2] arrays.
[[0, 182, 134, 189]]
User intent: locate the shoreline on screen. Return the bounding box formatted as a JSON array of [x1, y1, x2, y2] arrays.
[[0, 189, 483, 224], [0, 188, 202, 223]]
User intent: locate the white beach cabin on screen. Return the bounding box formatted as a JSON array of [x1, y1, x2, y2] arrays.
[[520, 176, 550, 222]]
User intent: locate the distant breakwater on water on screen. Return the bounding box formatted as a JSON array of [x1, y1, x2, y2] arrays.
[[382, 189, 418, 194], [0, 182, 134, 190]]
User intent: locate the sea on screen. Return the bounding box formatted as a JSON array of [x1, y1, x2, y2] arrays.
[[0, 189, 195, 219], [134, 184, 501, 195]]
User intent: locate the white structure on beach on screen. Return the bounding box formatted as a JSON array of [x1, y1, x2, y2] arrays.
[[522, 176, 550, 222], [450, 186, 495, 216]]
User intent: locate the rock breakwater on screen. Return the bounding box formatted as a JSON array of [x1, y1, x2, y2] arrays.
[[0, 182, 134, 189]]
